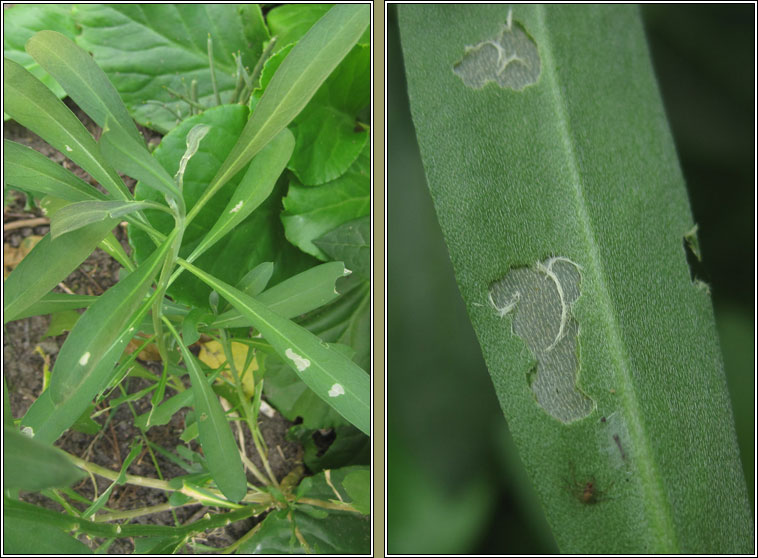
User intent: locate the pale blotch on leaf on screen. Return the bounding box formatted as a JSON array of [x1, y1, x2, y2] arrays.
[[488, 256, 594, 422], [453, 9, 541, 91], [328, 383, 345, 397], [65, 145, 73, 152], [285, 348, 310, 372], [229, 201, 243, 214], [79, 352, 91, 366]]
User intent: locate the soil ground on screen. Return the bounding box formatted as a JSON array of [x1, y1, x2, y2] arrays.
[[3, 99, 304, 553]]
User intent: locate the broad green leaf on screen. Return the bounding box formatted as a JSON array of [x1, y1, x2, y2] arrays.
[[238, 508, 369, 554], [180, 260, 370, 436], [72, 4, 268, 132], [399, 4, 751, 553], [51, 200, 168, 239], [26, 30, 145, 147], [342, 469, 370, 515], [187, 128, 295, 263], [212, 262, 348, 329], [169, 328, 247, 503], [100, 120, 182, 205], [2, 4, 77, 105], [131, 105, 314, 309], [4, 139, 105, 202], [3, 426, 85, 491], [3, 514, 93, 555], [3, 220, 117, 324], [48, 231, 177, 406], [200, 4, 369, 208], [266, 4, 332, 49], [281, 142, 370, 260], [287, 44, 370, 185], [314, 215, 371, 281], [4, 57, 130, 200]]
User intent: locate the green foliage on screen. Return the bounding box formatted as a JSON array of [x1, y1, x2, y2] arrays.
[[3, 4, 370, 554], [399, 3, 751, 554]]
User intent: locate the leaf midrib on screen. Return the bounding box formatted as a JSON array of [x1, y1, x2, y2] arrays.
[[536, 5, 677, 551]]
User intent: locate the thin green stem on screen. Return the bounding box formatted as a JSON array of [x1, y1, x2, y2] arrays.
[[66, 453, 271, 507], [231, 52, 245, 105], [220, 521, 263, 554], [163, 86, 205, 112], [243, 37, 278, 104], [219, 331, 279, 488], [93, 502, 195, 522], [145, 99, 182, 120], [208, 34, 222, 106]]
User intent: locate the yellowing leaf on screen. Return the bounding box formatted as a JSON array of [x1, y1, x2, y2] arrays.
[[198, 340, 257, 398]]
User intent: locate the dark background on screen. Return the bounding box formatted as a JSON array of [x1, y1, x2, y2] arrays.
[[387, 5, 754, 554]]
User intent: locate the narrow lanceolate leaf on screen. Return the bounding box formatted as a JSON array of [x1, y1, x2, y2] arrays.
[[170, 327, 247, 503], [3, 220, 117, 324], [51, 200, 168, 238], [181, 260, 370, 436], [195, 4, 369, 215], [48, 231, 177, 407], [4, 139, 105, 202], [25, 30, 145, 146], [4, 57, 130, 200], [3, 426, 85, 491], [212, 262, 347, 329], [100, 119, 182, 205], [22, 290, 160, 443], [399, 4, 751, 554], [8, 294, 95, 322], [187, 128, 294, 263]]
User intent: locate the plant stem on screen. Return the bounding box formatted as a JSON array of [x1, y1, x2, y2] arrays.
[[220, 520, 263, 554], [230, 52, 245, 105], [219, 331, 279, 488], [208, 34, 222, 106], [66, 453, 272, 507], [163, 86, 205, 112], [243, 37, 278, 104], [295, 497, 363, 514], [145, 99, 182, 121], [93, 502, 195, 522]]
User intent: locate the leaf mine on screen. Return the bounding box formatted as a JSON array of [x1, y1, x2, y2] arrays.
[[453, 9, 541, 91], [489, 256, 594, 422]]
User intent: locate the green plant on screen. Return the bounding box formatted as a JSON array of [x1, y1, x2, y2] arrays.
[[397, 4, 751, 554], [4, 4, 370, 554]]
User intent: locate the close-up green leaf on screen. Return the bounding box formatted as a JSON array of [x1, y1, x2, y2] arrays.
[[392, 3, 753, 554]]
